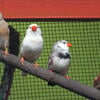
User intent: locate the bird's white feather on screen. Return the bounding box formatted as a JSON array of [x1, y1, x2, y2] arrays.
[[48, 40, 71, 75], [20, 24, 43, 62], [20, 24, 43, 76]]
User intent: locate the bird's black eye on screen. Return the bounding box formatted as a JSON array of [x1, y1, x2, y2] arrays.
[[63, 42, 66, 44]]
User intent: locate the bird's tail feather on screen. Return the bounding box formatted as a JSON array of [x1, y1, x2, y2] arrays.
[[22, 71, 27, 76]]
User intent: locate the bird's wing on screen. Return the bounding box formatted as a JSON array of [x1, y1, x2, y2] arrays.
[[48, 55, 54, 69], [20, 36, 27, 55], [20, 42, 24, 55]]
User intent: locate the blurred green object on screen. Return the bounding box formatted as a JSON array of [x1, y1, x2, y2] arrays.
[[0, 19, 100, 100]]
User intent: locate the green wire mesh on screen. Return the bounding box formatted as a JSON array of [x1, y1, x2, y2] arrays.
[[0, 18, 100, 100]]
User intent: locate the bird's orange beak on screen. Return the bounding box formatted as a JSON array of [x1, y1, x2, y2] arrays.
[[67, 43, 72, 47], [32, 26, 37, 31]]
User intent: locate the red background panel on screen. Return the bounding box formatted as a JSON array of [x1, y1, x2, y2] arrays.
[[0, 0, 100, 18]]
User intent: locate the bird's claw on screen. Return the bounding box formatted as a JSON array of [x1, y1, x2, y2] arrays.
[[49, 69, 53, 72], [20, 57, 24, 65], [33, 62, 39, 68], [2, 51, 9, 57], [64, 75, 70, 80]]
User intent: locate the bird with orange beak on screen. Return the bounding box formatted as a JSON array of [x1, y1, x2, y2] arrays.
[[20, 24, 43, 76], [0, 13, 9, 56], [48, 40, 72, 86]]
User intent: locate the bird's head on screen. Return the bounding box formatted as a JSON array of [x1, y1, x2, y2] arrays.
[[52, 40, 72, 55], [27, 24, 41, 35]]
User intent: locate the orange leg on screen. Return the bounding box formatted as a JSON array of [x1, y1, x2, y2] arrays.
[[2, 47, 9, 57], [49, 69, 53, 72], [20, 57, 25, 65], [33, 62, 39, 68], [64, 75, 70, 80]]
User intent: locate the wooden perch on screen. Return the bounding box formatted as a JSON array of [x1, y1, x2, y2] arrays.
[[0, 51, 100, 99]]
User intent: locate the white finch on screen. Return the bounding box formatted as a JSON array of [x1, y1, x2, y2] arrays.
[[48, 40, 72, 86], [0, 13, 10, 56], [20, 24, 43, 76]]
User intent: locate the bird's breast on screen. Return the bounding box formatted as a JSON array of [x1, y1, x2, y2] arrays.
[[23, 35, 43, 50], [20, 35, 43, 62], [51, 57, 70, 75], [53, 57, 70, 67]]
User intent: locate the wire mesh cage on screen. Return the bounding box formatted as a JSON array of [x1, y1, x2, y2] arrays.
[[0, 18, 100, 100]]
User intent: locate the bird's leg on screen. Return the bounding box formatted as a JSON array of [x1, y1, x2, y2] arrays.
[[20, 57, 25, 65], [64, 74, 70, 80], [2, 45, 9, 57], [49, 69, 53, 72], [33, 62, 39, 68]]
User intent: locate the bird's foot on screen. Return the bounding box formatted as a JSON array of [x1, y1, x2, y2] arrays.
[[33, 62, 39, 68], [64, 75, 70, 80], [49, 69, 53, 72], [20, 57, 24, 65], [2, 50, 9, 57]]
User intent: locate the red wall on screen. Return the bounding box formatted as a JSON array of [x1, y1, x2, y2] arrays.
[[0, 0, 100, 18]]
